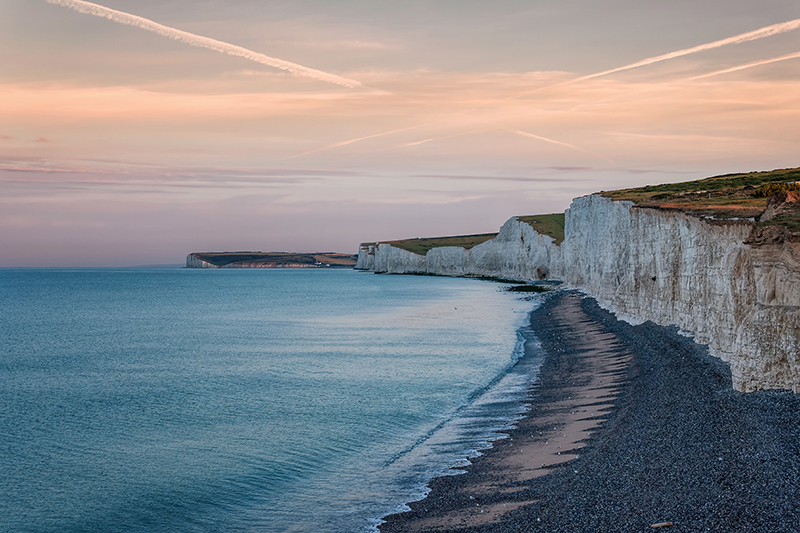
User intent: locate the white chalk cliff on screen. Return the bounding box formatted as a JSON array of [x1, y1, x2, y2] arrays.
[[357, 194, 800, 393], [186, 254, 217, 268]]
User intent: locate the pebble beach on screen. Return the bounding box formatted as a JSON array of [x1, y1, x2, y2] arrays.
[[380, 290, 800, 532]]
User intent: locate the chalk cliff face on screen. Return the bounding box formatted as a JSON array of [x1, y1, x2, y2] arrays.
[[463, 218, 561, 280], [558, 195, 799, 393], [186, 254, 216, 268], [357, 194, 800, 393], [356, 218, 560, 279]]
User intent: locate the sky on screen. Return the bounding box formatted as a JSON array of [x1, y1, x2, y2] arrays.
[[1, 0, 799, 266]]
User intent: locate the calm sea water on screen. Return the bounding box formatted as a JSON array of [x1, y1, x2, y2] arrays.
[[0, 268, 541, 533]]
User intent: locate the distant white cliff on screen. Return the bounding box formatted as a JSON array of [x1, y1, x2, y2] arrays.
[[357, 217, 559, 280], [357, 194, 800, 393], [186, 254, 217, 268]]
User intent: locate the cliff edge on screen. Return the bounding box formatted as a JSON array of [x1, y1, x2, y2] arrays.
[[357, 167, 800, 393]]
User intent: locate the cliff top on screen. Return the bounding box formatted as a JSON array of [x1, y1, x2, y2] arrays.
[[601, 167, 800, 229], [366, 215, 566, 255], [516, 213, 566, 244], [380, 233, 498, 255], [364, 167, 800, 256]]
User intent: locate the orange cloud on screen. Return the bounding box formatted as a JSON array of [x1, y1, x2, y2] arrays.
[[3, 63, 799, 176]]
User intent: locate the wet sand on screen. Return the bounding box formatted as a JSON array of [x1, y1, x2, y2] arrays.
[[379, 291, 800, 532]]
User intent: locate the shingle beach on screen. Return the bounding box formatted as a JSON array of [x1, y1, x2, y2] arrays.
[[380, 290, 800, 532]]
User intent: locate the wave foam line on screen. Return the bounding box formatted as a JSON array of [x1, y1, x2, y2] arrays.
[[44, 0, 363, 88]]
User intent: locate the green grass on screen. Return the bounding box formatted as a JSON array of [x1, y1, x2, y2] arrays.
[[385, 233, 498, 255], [756, 201, 800, 232], [516, 213, 566, 244], [601, 167, 800, 221], [604, 167, 800, 199], [753, 182, 800, 198], [382, 214, 566, 255]]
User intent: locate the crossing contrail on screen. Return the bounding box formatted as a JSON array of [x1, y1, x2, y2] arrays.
[[511, 129, 586, 152], [511, 129, 612, 164], [399, 129, 488, 148], [44, 0, 363, 88], [512, 17, 800, 99], [286, 125, 425, 159], [571, 18, 800, 85], [687, 51, 800, 81]]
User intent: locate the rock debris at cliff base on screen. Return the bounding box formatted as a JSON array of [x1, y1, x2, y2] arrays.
[[380, 291, 800, 533]]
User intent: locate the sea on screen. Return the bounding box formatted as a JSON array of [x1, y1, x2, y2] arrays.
[[0, 267, 543, 533]]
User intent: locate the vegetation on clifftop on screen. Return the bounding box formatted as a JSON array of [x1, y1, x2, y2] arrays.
[[384, 234, 498, 255], [601, 167, 800, 222], [516, 213, 566, 244], [377, 214, 566, 256], [371, 167, 800, 256]]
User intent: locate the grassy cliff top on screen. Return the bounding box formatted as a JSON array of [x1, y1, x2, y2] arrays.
[[516, 213, 566, 244], [601, 167, 800, 222], [370, 213, 566, 256], [192, 252, 357, 267], [383, 233, 498, 255], [366, 167, 800, 256]]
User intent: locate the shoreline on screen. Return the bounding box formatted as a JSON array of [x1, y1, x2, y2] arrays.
[[379, 290, 800, 532]]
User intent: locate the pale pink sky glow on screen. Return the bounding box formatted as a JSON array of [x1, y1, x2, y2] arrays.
[[1, 0, 799, 265]]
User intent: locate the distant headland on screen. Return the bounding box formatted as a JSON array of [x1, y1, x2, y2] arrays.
[[186, 252, 357, 269]]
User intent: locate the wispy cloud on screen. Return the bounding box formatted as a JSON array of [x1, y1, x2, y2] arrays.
[[414, 173, 583, 182], [286, 124, 425, 158], [357, 19, 800, 153], [43, 0, 363, 88], [687, 51, 800, 81], [0, 156, 367, 182], [290, 39, 397, 51]]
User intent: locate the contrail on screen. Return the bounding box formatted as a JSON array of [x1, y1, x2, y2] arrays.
[[401, 135, 457, 148], [399, 129, 488, 148], [511, 129, 586, 152], [44, 0, 363, 88], [286, 125, 425, 159], [571, 18, 800, 84], [687, 51, 800, 81], [512, 17, 800, 99], [511, 129, 612, 164]]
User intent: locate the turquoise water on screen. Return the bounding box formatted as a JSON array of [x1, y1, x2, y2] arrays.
[[0, 268, 539, 533]]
